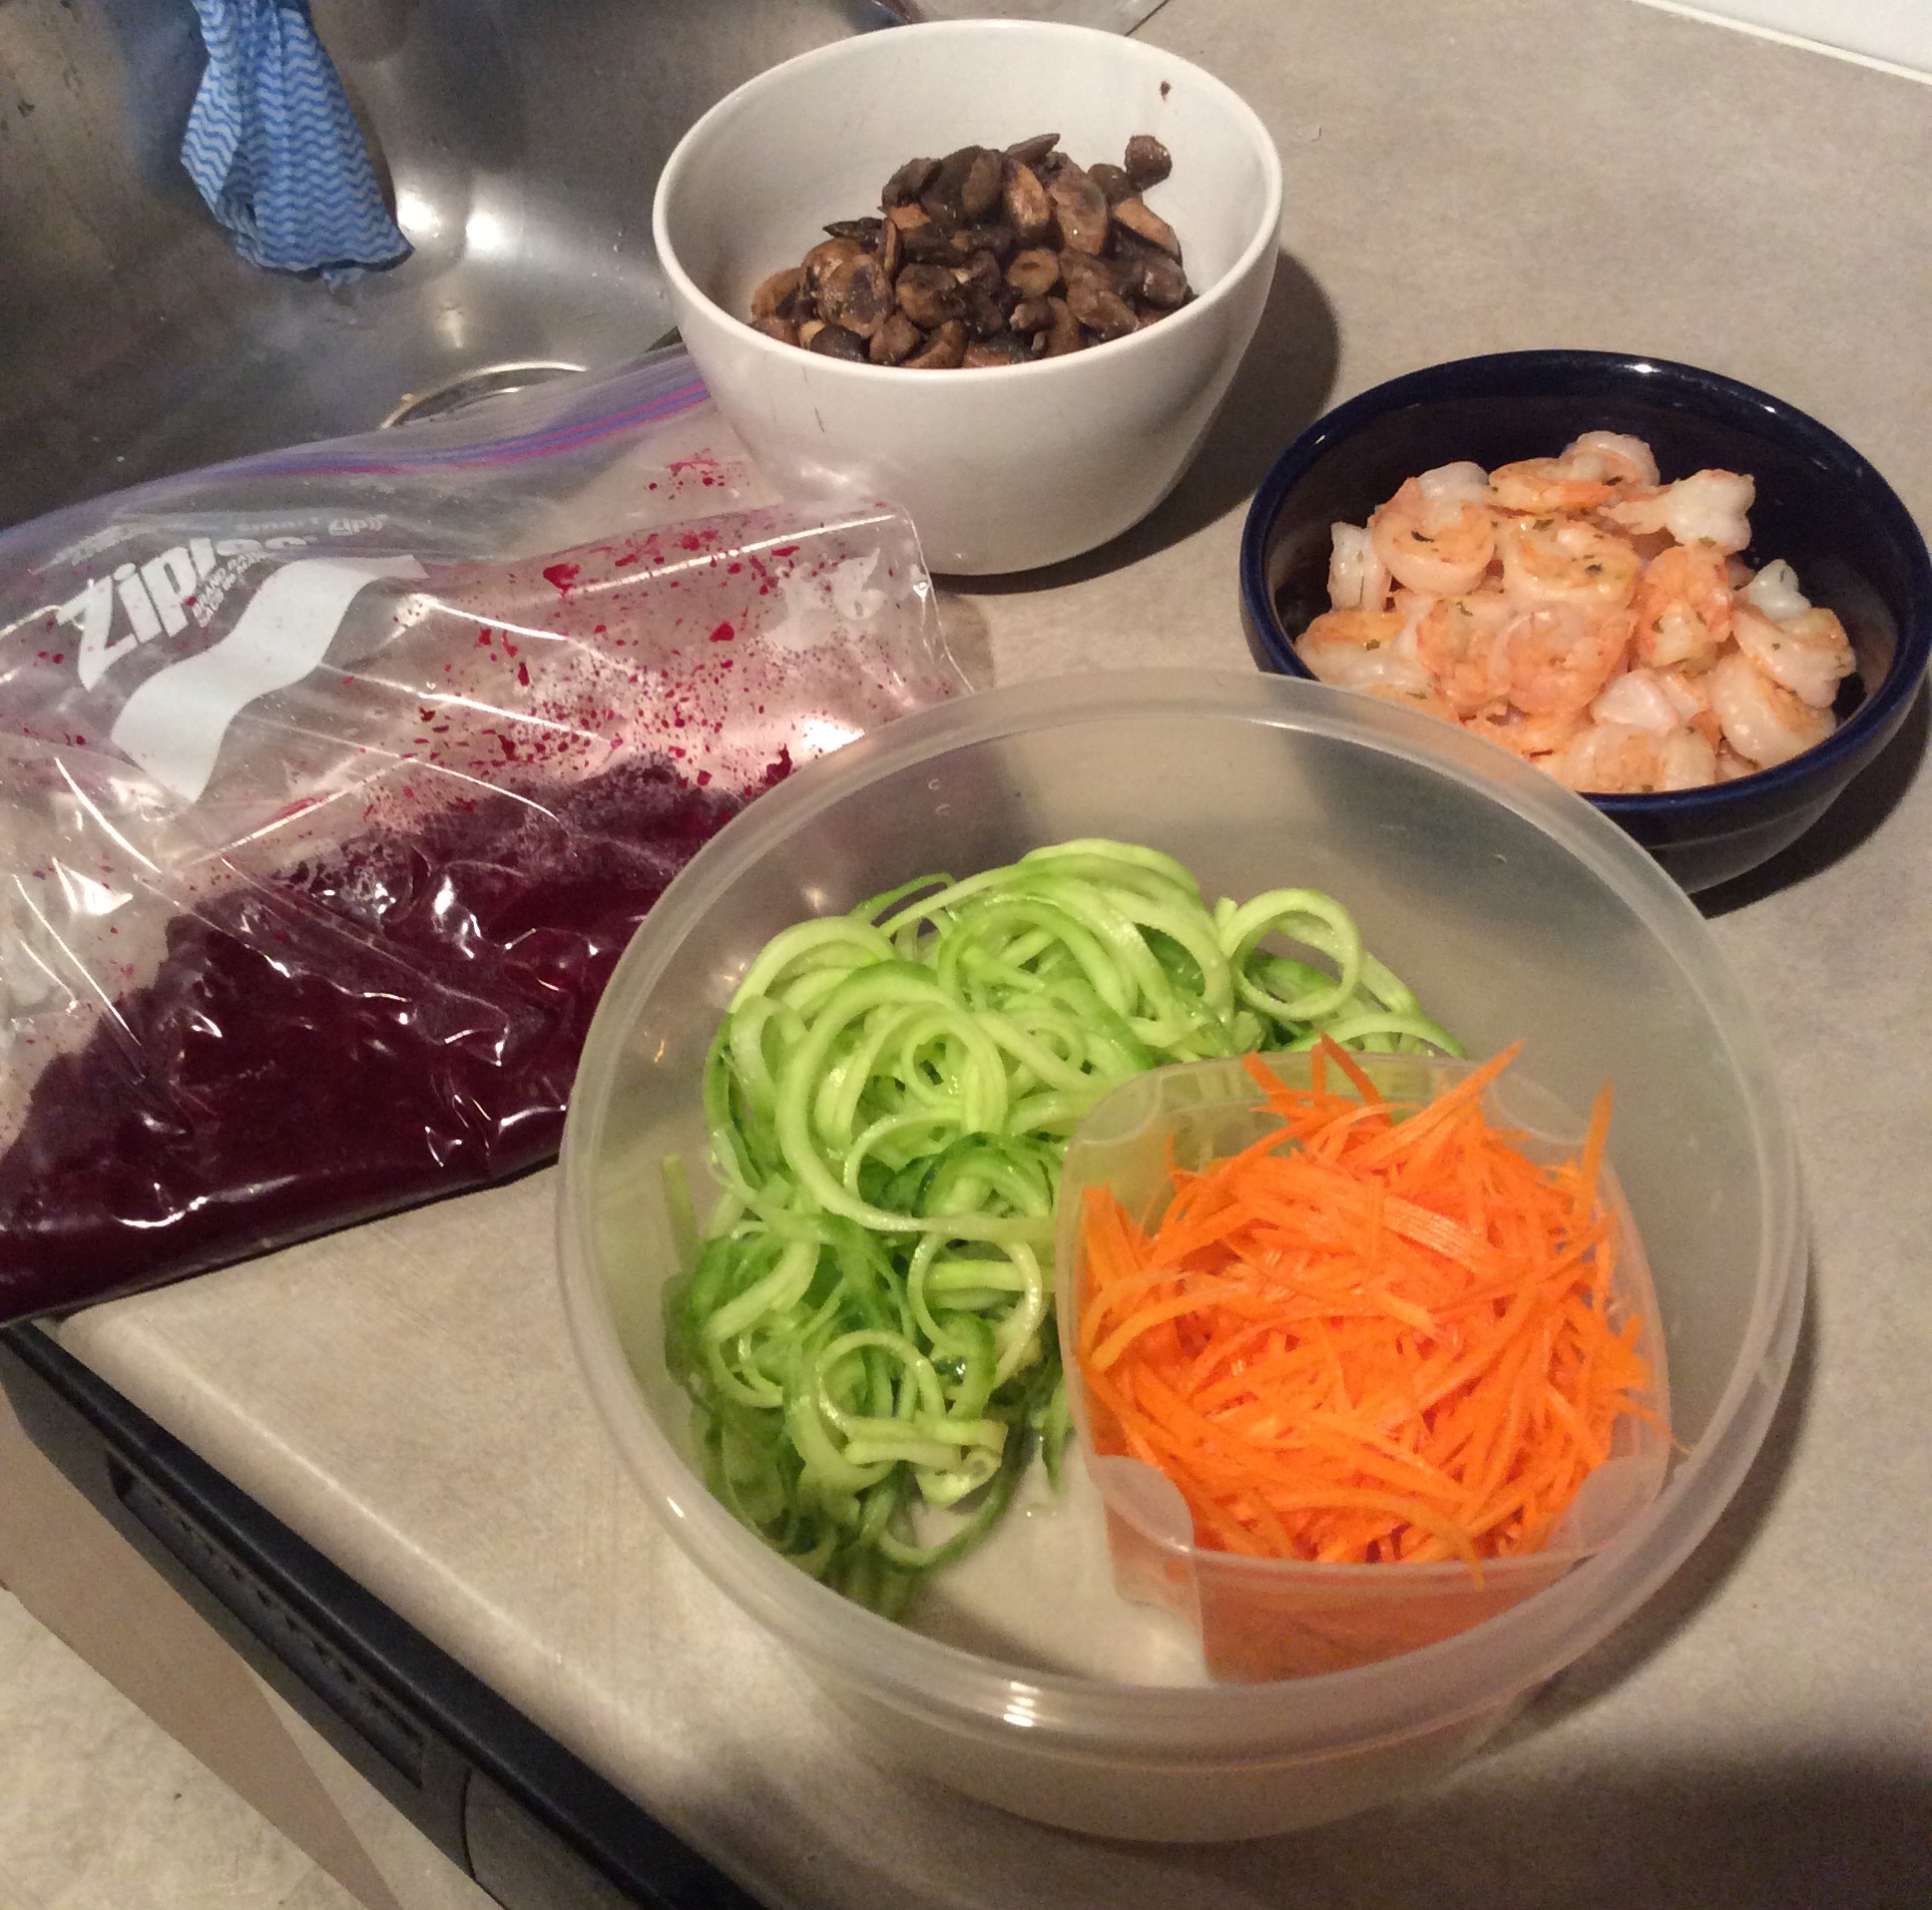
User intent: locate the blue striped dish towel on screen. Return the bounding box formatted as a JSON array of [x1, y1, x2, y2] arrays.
[[181, 0, 411, 279]]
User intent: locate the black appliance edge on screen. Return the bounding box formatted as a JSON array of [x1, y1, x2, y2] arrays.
[[0, 1321, 766, 1910]]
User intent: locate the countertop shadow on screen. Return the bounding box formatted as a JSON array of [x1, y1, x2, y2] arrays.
[[948, 246, 1339, 593], [1699, 680, 1928, 915], [1181, 1747, 1932, 1909]]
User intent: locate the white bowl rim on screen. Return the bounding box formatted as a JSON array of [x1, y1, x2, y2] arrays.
[[557, 668, 1806, 1760], [648, 18, 1286, 386]]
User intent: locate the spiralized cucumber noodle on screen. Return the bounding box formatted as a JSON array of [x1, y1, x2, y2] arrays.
[[666, 839, 1460, 1616]]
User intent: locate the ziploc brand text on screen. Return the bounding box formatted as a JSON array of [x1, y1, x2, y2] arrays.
[[52, 535, 315, 692]]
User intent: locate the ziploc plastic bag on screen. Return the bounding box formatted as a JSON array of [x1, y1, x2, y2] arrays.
[[0, 349, 961, 1325]]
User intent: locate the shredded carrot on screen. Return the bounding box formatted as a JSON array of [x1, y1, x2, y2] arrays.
[[1075, 1038, 1654, 1572]]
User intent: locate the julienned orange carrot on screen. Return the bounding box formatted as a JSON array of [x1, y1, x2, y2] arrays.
[[1075, 1038, 1653, 1571]]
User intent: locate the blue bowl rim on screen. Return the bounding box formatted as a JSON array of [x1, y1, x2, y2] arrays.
[[1237, 348, 1932, 820]]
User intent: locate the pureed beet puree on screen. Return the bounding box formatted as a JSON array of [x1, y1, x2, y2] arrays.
[[0, 749, 785, 1311]]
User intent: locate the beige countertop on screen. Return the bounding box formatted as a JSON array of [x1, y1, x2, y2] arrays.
[[48, 2, 1932, 1904]]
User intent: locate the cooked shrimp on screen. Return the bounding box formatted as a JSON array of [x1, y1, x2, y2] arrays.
[[1369, 475, 1496, 596], [1497, 515, 1641, 614], [1563, 431, 1659, 491], [1740, 557, 1809, 622], [1417, 461, 1493, 514], [1731, 603, 1854, 710], [1707, 650, 1835, 766], [1657, 726, 1719, 788], [1546, 719, 1717, 793], [1466, 704, 1590, 760], [1594, 663, 1718, 741], [1415, 589, 1515, 715], [1605, 468, 1754, 554], [1506, 604, 1634, 716], [1297, 602, 1434, 698], [1314, 437, 1842, 789], [1327, 521, 1392, 613], [1591, 665, 1683, 734], [1633, 541, 1733, 670], [1656, 664, 1711, 716], [1360, 682, 1464, 726], [1652, 665, 1723, 746], [1489, 456, 1613, 517]]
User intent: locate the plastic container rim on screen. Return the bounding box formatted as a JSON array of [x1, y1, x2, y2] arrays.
[[557, 668, 1805, 1760], [649, 17, 1285, 386]]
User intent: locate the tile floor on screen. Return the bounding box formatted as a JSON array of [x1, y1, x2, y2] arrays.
[[0, 1586, 360, 1910]]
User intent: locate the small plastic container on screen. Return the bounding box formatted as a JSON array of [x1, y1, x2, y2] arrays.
[[557, 669, 1805, 1841], [1055, 1050, 1672, 1684]]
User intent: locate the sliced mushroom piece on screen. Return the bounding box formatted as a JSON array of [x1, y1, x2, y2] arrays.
[[819, 252, 894, 339], [882, 156, 940, 209], [807, 322, 869, 361], [895, 261, 964, 329], [901, 221, 962, 265], [954, 221, 1015, 263], [1057, 249, 1121, 300], [1134, 252, 1191, 308], [955, 248, 1003, 298], [1006, 294, 1057, 335], [870, 309, 925, 365], [751, 315, 798, 346], [1123, 134, 1173, 190], [1042, 296, 1085, 357], [877, 215, 901, 281], [887, 202, 932, 233], [903, 318, 967, 369], [960, 286, 1006, 340], [1088, 162, 1135, 206], [823, 217, 883, 246], [1001, 160, 1053, 244], [960, 148, 1004, 221], [1004, 132, 1061, 168], [1112, 196, 1182, 260], [797, 318, 825, 349], [1047, 164, 1110, 255], [1063, 271, 1138, 342], [919, 149, 979, 233], [963, 338, 1030, 368], [1005, 245, 1061, 299], [801, 236, 865, 302], [750, 265, 806, 323]]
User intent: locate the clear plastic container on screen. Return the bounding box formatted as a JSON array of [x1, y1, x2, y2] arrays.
[[556, 669, 1805, 1841], [1055, 1050, 1672, 1684]]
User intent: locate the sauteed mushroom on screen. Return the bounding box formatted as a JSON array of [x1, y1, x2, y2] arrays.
[[1002, 161, 1053, 243], [1123, 134, 1172, 189], [903, 318, 967, 369], [1112, 196, 1182, 259], [746, 133, 1195, 367]]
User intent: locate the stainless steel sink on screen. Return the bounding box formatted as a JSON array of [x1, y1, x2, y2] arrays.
[[0, 0, 897, 532]]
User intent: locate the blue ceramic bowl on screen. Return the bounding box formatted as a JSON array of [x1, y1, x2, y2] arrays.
[[1238, 350, 1932, 892]]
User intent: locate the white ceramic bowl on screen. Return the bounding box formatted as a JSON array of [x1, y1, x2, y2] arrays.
[[558, 671, 1805, 1841], [652, 20, 1283, 575]]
